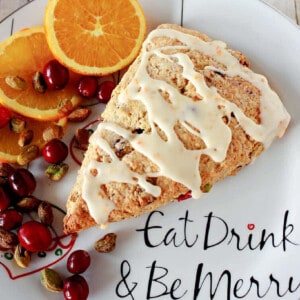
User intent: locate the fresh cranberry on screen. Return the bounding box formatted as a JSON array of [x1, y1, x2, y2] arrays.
[[67, 250, 91, 274], [18, 221, 52, 252], [97, 80, 116, 103], [43, 59, 69, 90], [0, 106, 11, 128], [8, 168, 36, 197], [0, 209, 23, 230], [63, 275, 89, 300], [42, 138, 68, 164], [78, 76, 98, 98], [0, 186, 11, 212]]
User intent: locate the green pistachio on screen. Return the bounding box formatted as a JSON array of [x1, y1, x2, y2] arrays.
[[40, 268, 63, 293], [45, 163, 69, 181], [94, 232, 117, 253]]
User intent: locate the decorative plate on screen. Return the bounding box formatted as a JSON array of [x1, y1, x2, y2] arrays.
[[0, 0, 300, 299]]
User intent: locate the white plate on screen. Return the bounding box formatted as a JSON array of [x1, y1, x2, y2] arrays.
[[0, 0, 300, 299]]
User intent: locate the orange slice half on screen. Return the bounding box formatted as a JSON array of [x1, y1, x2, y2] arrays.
[[44, 0, 146, 75], [0, 26, 82, 121]]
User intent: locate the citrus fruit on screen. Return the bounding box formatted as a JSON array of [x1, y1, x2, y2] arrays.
[[0, 108, 67, 163], [44, 0, 146, 75], [0, 26, 82, 121]]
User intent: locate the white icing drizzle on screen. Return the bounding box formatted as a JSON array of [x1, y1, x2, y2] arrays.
[[82, 27, 290, 225]]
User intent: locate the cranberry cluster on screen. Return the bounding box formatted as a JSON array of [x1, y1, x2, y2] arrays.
[[0, 163, 91, 299], [43, 59, 116, 103], [0, 164, 52, 252], [0, 60, 116, 131], [64, 249, 91, 300], [0, 59, 117, 299], [78, 76, 116, 103]]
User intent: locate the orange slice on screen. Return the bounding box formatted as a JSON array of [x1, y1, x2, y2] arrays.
[[0, 109, 67, 163], [0, 26, 82, 121], [44, 0, 146, 75]]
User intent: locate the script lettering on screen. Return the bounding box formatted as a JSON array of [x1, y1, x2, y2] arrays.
[[136, 210, 198, 248], [146, 260, 187, 299]]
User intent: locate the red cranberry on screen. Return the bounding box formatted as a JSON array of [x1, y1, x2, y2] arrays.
[[42, 138, 68, 164], [43, 59, 69, 90], [0, 209, 23, 230], [78, 76, 98, 98], [67, 250, 91, 274], [18, 221, 52, 252], [8, 168, 36, 197], [0, 186, 11, 212], [0, 106, 11, 128], [97, 80, 116, 103], [63, 275, 89, 300]]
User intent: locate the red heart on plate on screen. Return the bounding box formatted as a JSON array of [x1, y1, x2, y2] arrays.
[[247, 223, 255, 230]]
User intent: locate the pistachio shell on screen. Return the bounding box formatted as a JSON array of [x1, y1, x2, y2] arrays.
[[94, 232, 117, 253], [16, 196, 41, 212], [74, 128, 91, 151], [5, 75, 27, 90], [32, 71, 47, 93], [42, 125, 63, 142], [45, 163, 69, 181], [57, 99, 73, 115], [10, 117, 26, 133], [40, 268, 63, 293], [17, 144, 39, 165], [67, 108, 91, 122], [18, 129, 34, 147], [38, 201, 54, 226], [14, 244, 31, 268], [0, 229, 18, 250]]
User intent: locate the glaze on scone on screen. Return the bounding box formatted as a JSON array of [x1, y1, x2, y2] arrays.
[[64, 24, 290, 233]]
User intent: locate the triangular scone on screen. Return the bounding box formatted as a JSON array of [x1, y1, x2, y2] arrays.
[[64, 24, 290, 233]]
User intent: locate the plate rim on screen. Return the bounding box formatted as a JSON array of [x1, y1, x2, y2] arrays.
[[0, 0, 299, 31], [0, 1, 300, 299]]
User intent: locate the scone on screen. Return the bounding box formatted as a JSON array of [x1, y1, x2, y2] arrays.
[[63, 24, 290, 233]]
